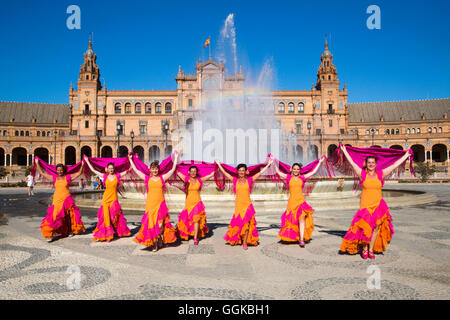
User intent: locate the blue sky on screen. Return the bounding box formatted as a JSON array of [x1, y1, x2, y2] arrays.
[[0, 0, 449, 104]]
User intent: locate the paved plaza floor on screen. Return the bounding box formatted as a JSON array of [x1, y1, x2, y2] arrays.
[[0, 184, 449, 300]]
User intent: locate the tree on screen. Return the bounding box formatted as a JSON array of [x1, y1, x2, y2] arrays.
[[0, 167, 7, 179], [414, 162, 436, 182]]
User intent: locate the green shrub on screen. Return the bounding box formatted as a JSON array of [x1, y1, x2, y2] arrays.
[[414, 162, 436, 182], [0, 167, 6, 179], [25, 166, 32, 176], [16, 180, 27, 187]]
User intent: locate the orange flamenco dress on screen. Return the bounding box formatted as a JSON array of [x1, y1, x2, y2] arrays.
[[40, 174, 85, 238], [176, 177, 209, 240], [224, 177, 259, 246], [134, 176, 177, 247], [340, 170, 394, 254], [278, 174, 314, 242], [92, 174, 131, 241]]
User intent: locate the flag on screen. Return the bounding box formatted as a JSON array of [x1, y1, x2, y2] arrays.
[[204, 37, 210, 48]]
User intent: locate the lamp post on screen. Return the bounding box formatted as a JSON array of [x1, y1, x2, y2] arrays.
[[162, 121, 170, 154], [307, 120, 312, 161], [117, 124, 121, 157], [130, 130, 134, 151], [371, 128, 375, 147], [53, 130, 57, 164]]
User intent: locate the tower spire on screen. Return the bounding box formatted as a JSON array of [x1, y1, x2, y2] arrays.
[[315, 37, 338, 90]]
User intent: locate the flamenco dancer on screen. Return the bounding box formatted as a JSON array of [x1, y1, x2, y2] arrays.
[[35, 159, 86, 241], [273, 157, 325, 247], [84, 157, 131, 242], [215, 159, 273, 250], [338, 145, 412, 259], [129, 153, 179, 252], [175, 166, 215, 244]]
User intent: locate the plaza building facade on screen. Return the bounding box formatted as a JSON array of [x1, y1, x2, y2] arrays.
[[0, 38, 449, 174]]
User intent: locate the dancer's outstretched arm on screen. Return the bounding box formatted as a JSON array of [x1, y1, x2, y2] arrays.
[[340, 145, 362, 178], [162, 152, 179, 181], [215, 159, 234, 181], [119, 169, 129, 178], [382, 151, 411, 179], [71, 162, 85, 181], [273, 161, 288, 180], [200, 171, 215, 182], [303, 157, 325, 179], [128, 154, 146, 180], [176, 170, 186, 182], [34, 158, 53, 181], [252, 160, 274, 181], [84, 156, 103, 177]]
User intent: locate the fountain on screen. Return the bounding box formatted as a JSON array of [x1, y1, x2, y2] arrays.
[[73, 14, 437, 213]]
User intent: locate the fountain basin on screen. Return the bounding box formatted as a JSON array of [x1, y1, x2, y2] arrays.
[[72, 180, 437, 214]]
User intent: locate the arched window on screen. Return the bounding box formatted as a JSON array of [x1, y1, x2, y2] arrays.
[[125, 103, 131, 114], [155, 102, 162, 113], [406, 128, 410, 134], [433, 127, 437, 133], [42, 131, 46, 137], [26, 131, 29, 136], [186, 118, 193, 130], [298, 102, 304, 113], [385, 129, 390, 135], [391, 129, 395, 135], [114, 103, 122, 114], [20, 131, 24, 136], [438, 127, 442, 133], [412, 128, 415, 134], [37, 131, 40, 137], [135, 102, 142, 113], [145, 103, 151, 114], [288, 102, 294, 113], [165, 103, 172, 114], [278, 102, 285, 113], [15, 130, 19, 136], [417, 128, 421, 134]]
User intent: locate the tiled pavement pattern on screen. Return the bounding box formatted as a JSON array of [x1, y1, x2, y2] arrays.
[[0, 185, 449, 300]]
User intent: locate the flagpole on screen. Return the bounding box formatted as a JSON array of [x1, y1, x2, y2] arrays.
[[208, 35, 211, 60]]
